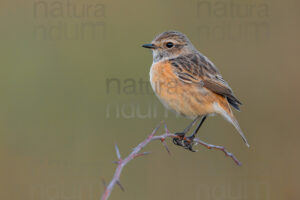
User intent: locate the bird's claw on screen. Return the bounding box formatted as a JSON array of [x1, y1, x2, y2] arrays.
[[172, 132, 185, 147], [183, 136, 196, 152], [173, 134, 197, 152]]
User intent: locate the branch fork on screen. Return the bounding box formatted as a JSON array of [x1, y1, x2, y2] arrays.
[[101, 122, 241, 200]]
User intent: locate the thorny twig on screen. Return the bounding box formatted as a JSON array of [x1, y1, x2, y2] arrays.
[[100, 122, 241, 200]]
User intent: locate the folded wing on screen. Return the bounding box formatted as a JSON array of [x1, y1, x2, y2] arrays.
[[169, 53, 242, 111]]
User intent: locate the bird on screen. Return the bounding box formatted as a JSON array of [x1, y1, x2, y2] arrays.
[[142, 31, 249, 151]]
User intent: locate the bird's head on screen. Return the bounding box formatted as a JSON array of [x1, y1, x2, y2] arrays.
[[142, 31, 196, 63]]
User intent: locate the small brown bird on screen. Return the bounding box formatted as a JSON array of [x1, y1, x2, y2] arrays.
[[142, 31, 249, 151]]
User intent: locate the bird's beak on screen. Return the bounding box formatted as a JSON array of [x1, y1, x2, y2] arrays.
[[142, 43, 157, 49]]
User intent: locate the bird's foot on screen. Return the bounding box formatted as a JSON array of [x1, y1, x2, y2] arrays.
[[172, 132, 185, 147], [183, 135, 196, 152], [173, 134, 197, 152]]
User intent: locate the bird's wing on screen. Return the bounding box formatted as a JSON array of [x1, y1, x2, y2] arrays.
[[169, 53, 242, 111]]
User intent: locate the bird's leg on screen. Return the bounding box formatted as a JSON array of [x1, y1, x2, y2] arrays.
[[173, 116, 200, 147], [184, 115, 207, 152]]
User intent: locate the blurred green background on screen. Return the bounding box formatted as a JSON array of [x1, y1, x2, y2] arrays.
[[0, 0, 299, 199]]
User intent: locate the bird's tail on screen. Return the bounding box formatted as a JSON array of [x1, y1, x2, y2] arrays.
[[228, 114, 250, 148], [213, 102, 250, 147]]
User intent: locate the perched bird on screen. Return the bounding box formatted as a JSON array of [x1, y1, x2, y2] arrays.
[[142, 31, 249, 151]]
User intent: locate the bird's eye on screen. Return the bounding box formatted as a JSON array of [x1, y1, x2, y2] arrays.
[[166, 42, 174, 48]]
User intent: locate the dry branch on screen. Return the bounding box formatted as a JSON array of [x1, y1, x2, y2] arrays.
[[100, 122, 241, 200]]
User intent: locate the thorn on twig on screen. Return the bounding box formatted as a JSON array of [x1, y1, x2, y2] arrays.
[[164, 123, 169, 133], [150, 122, 162, 137], [161, 139, 171, 155], [116, 180, 125, 192], [102, 178, 106, 189], [134, 152, 151, 158], [115, 144, 121, 160], [112, 161, 119, 164]]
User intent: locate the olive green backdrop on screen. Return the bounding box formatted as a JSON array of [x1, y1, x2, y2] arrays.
[[0, 0, 299, 199]]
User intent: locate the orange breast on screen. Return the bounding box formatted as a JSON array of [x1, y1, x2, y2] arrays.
[[150, 61, 219, 118]]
